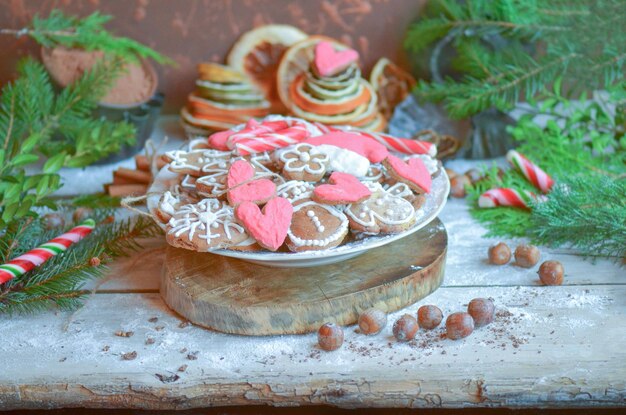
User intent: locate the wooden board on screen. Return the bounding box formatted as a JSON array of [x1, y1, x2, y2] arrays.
[[161, 219, 447, 335]]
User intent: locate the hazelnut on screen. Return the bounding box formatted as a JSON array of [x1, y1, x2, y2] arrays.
[[449, 174, 471, 198], [417, 305, 443, 330], [488, 242, 511, 265], [465, 168, 483, 184], [392, 314, 418, 342], [318, 323, 343, 351], [72, 207, 93, 223], [514, 244, 540, 268], [467, 298, 495, 327], [538, 260, 564, 285], [445, 168, 458, 179], [446, 312, 474, 340], [358, 308, 387, 335], [42, 212, 65, 230]]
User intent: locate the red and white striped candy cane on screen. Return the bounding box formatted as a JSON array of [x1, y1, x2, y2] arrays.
[[234, 124, 310, 155], [506, 150, 554, 193], [0, 219, 96, 284], [478, 188, 546, 210], [327, 127, 437, 157]]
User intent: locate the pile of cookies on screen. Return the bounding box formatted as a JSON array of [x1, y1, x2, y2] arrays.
[[152, 116, 439, 254]]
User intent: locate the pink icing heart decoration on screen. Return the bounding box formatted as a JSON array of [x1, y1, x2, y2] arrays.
[[385, 155, 432, 193], [227, 159, 276, 206], [313, 172, 371, 204], [306, 132, 389, 163], [314, 41, 359, 77], [235, 198, 293, 251]]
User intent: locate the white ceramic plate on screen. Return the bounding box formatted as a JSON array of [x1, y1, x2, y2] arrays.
[[147, 166, 449, 267]]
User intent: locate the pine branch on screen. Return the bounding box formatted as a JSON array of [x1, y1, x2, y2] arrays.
[[1, 10, 172, 64], [0, 214, 162, 314]]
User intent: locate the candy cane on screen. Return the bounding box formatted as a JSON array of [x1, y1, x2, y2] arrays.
[[323, 126, 437, 157], [0, 219, 96, 284], [506, 150, 554, 193], [234, 125, 310, 155], [478, 188, 546, 210]]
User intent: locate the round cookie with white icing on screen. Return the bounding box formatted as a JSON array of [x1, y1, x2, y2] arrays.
[[276, 180, 315, 205], [279, 143, 329, 182], [345, 183, 416, 234], [286, 201, 349, 252], [166, 199, 248, 251]]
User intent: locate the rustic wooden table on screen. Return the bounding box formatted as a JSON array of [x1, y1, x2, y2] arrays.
[[0, 119, 624, 411]]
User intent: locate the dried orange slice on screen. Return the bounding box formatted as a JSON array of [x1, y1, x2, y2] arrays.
[[276, 36, 349, 113], [289, 73, 371, 115], [197, 63, 247, 83], [370, 58, 416, 120], [227, 25, 308, 113]]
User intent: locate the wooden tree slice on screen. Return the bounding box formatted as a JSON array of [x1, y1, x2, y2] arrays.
[[161, 218, 447, 335]]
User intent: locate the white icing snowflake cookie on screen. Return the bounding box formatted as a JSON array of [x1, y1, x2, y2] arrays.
[[345, 183, 416, 234], [286, 201, 349, 252], [166, 198, 248, 251]]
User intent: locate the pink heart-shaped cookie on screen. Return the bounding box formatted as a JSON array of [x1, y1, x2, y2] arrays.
[[384, 155, 432, 193], [227, 159, 276, 206], [314, 41, 359, 77], [307, 132, 389, 163], [235, 198, 293, 251], [313, 172, 371, 205]]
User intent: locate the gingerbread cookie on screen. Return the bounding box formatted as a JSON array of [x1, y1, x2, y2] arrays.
[[276, 180, 315, 205], [154, 191, 182, 223], [226, 160, 276, 206], [286, 201, 349, 252], [166, 199, 248, 251], [360, 164, 384, 182], [385, 182, 426, 209], [165, 149, 231, 176], [312, 172, 371, 205], [382, 154, 432, 194], [345, 183, 416, 234], [235, 197, 293, 251], [279, 143, 329, 182], [195, 164, 229, 198]]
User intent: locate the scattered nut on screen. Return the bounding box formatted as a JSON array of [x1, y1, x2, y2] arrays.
[[417, 305, 443, 330], [178, 364, 188, 373], [488, 242, 511, 265], [318, 323, 344, 351], [72, 207, 93, 223], [465, 168, 483, 184], [89, 257, 101, 267], [445, 168, 458, 180], [393, 314, 418, 342], [538, 260, 564, 285], [42, 213, 65, 230], [121, 351, 137, 361], [358, 308, 387, 335], [148, 317, 158, 323], [514, 244, 540, 268], [467, 298, 495, 327], [114, 331, 134, 337], [449, 174, 472, 198], [446, 312, 474, 340]]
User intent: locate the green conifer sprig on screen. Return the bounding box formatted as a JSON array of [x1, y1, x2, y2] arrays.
[[405, 0, 626, 119], [0, 213, 161, 314], [1, 10, 172, 64], [467, 86, 626, 260]]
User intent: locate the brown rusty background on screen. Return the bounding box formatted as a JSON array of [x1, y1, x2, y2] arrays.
[[0, 0, 426, 113]]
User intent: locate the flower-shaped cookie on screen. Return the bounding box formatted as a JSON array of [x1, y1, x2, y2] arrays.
[[279, 143, 329, 182]]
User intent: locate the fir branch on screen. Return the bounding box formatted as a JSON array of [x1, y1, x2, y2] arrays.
[[0, 214, 161, 314], [2, 10, 172, 65]]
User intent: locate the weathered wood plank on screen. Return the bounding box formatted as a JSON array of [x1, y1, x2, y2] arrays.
[[1, 285, 623, 409]]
